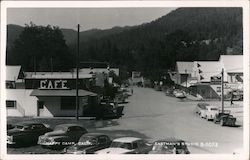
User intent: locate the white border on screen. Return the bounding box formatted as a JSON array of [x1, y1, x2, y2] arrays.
[[1, 1, 249, 160]]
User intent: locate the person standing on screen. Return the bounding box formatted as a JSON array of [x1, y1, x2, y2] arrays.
[[230, 91, 234, 105]]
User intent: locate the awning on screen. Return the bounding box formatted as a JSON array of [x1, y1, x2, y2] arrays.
[[30, 89, 97, 97]]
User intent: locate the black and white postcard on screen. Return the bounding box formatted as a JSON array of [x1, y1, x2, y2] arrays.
[[1, 1, 249, 160]]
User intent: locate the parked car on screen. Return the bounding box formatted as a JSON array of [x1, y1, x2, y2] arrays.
[[95, 137, 152, 154], [7, 122, 52, 146], [194, 103, 210, 115], [63, 133, 111, 154], [200, 106, 219, 121], [96, 103, 124, 120], [148, 138, 190, 154], [38, 124, 88, 149], [173, 89, 186, 98], [7, 123, 15, 130], [213, 110, 236, 126]]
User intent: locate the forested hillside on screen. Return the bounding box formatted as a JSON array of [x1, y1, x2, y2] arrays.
[[7, 7, 242, 79]]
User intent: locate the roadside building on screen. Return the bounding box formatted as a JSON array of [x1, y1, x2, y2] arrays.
[[174, 55, 243, 99], [6, 66, 98, 117], [175, 62, 193, 87]]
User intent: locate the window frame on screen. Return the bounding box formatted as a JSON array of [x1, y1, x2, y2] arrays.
[[6, 100, 17, 109]]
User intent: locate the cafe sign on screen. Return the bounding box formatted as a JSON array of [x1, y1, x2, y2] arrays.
[[39, 80, 69, 90]]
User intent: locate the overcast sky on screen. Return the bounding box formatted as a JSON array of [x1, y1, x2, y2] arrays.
[[7, 8, 175, 31]]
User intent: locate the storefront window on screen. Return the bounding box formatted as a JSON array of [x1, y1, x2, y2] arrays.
[[61, 97, 76, 110], [6, 81, 16, 89], [6, 100, 16, 108]]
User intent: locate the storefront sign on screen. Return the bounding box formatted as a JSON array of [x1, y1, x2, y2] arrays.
[[39, 80, 69, 89]]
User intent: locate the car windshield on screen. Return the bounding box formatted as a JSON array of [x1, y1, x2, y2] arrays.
[[110, 141, 132, 150], [15, 125, 24, 129], [15, 125, 29, 130]]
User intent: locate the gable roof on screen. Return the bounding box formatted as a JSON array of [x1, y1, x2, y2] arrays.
[[176, 62, 193, 74], [6, 65, 23, 81], [193, 61, 222, 82], [220, 55, 243, 73]]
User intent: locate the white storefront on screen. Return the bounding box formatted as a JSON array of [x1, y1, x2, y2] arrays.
[[6, 66, 97, 117]]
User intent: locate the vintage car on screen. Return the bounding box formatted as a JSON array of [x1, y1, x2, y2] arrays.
[[213, 110, 236, 126], [148, 138, 190, 154], [63, 133, 111, 154], [7, 122, 52, 146], [95, 137, 151, 154], [173, 89, 186, 99], [7, 123, 15, 130], [200, 105, 219, 121], [38, 124, 88, 149], [194, 103, 210, 115], [96, 103, 124, 120]]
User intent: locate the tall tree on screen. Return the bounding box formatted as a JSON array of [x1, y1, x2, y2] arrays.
[[10, 22, 74, 71]]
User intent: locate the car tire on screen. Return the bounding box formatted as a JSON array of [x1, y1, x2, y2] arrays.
[[213, 119, 217, 124]]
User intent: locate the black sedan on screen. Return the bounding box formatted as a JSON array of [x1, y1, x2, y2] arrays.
[[148, 138, 190, 154], [63, 133, 111, 154], [38, 124, 88, 149], [7, 122, 52, 147]]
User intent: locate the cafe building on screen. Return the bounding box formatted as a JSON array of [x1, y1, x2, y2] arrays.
[[6, 66, 98, 117]]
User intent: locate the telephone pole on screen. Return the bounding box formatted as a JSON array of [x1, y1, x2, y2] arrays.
[[76, 24, 80, 120], [221, 68, 224, 113]]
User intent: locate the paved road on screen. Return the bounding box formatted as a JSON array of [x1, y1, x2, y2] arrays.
[[7, 87, 243, 154], [99, 87, 243, 154]]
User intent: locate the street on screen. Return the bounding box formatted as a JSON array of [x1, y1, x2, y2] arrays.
[[7, 87, 243, 154], [99, 87, 243, 154]]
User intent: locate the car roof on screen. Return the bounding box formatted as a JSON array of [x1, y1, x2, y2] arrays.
[[206, 106, 218, 109], [81, 133, 107, 137], [15, 122, 44, 126], [113, 137, 142, 143]]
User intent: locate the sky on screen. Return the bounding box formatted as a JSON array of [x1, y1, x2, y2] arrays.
[[7, 8, 176, 31]]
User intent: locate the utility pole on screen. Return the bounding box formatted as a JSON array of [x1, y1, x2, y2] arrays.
[[50, 57, 53, 74], [185, 69, 188, 88], [221, 68, 224, 113], [76, 24, 80, 120]]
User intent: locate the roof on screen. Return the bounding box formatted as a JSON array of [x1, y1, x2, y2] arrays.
[[113, 137, 142, 143], [193, 61, 222, 82], [25, 72, 93, 79], [220, 55, 243, 73], [176, 62, 193, 74], [6, 65, 22, 81], [30, 89, 97, 97]]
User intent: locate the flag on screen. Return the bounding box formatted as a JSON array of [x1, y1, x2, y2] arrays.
[[200, 75, 204, 80]]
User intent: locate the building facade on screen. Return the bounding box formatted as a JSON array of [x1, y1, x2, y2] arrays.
[[174, 55, 243, 99], [6, 66, 98, 117]]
